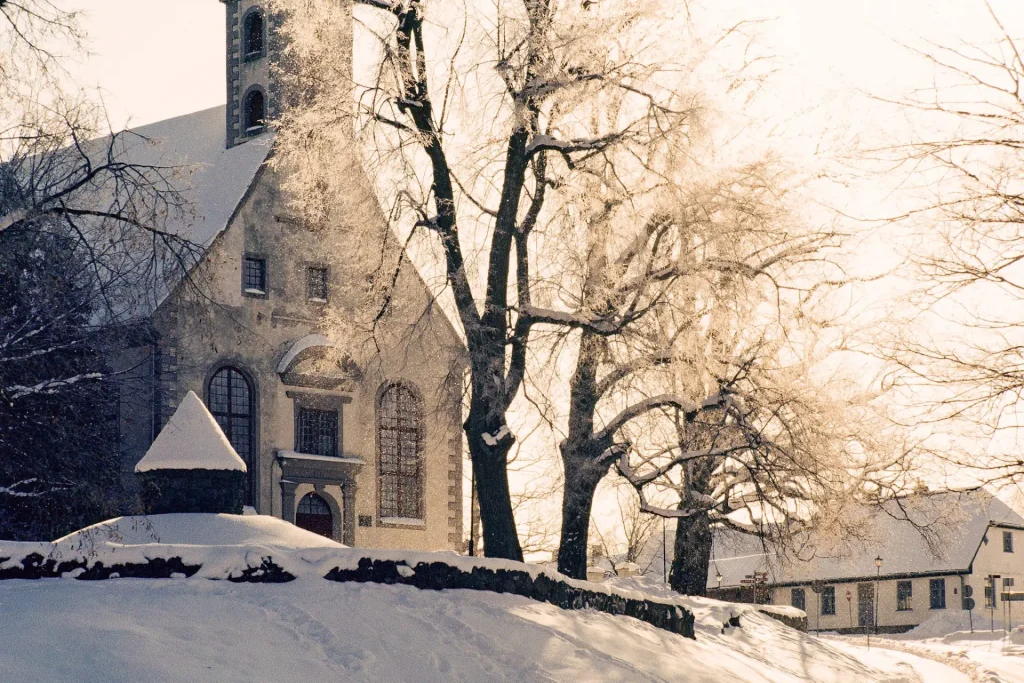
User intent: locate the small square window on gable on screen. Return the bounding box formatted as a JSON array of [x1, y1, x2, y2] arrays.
[[243, 256, 267, 296], [307, 266, 329, 303]]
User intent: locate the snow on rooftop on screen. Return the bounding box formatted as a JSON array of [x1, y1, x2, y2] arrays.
[[89, 106, 271, 318], [125, 106, 271, 250], [709, 490, 1024, 588], [135, 391, 247, 473]]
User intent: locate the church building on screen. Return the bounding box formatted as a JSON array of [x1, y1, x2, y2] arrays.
[[114, 0, 466, 551]]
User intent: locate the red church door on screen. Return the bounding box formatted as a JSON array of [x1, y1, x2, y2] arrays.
[[295, 493, 333, 539]]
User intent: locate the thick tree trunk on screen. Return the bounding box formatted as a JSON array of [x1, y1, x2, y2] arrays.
[[669, 510, 712, 595], [556, 442, 609, 580], [465, 399, 523, 562]]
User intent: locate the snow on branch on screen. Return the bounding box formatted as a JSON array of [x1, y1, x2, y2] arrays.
[[519, 305, 620, 335], [594, 392, 726, 443], [4, 373, 103, 401], [524, 132, 624, 157], [0, 478, 71, 498], [616, 443, 749, 488]]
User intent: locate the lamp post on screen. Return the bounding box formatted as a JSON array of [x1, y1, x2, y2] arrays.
[[716, 570, 723, 596], [874, 556, 884, 638]]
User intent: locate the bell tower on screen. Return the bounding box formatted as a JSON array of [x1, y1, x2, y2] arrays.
[[222, 0, 279, 148]]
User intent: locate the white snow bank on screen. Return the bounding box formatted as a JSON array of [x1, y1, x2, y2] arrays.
[[0, 577, 916, 682], [54, 514, 344, 550], [135, 391, 247, 472]]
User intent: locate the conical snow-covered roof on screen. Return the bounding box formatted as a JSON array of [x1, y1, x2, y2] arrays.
[[135, 391, 247, 473]]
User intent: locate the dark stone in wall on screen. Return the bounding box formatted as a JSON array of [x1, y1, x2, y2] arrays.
[[136, 469, 245, 514], [324, 558, 697, 639], [0, 552, 201, 580], [758, 609, 808, 632]]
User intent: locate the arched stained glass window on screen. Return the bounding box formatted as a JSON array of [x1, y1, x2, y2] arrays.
[[377, 383, 423, 520], [207, 366, 254, 502]]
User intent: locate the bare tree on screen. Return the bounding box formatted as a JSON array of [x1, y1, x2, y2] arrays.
[[272, 0, 704, 560], [876, 3, 1024, 490], [0, 1, 193, 537]]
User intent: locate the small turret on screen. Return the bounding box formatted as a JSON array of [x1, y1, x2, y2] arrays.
[[135, 391, 247, 514]]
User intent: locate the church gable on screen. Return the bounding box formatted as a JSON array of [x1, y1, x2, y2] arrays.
[[114, 0, 465, 555]]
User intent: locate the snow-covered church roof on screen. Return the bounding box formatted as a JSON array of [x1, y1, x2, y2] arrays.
[[135, 391, 247, 473], [102, 106, 272, 316], [708, 490, 1024, 588]]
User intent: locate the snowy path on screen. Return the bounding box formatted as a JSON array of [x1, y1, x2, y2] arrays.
[[825, 637, 974, 683]]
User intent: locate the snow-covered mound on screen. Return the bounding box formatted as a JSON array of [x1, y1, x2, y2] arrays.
[[0, 577, 916, 682], [54, 513, 344, 550]]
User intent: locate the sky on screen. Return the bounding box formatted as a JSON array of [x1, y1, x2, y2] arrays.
[[62, 0, 1024, 554], [63, 0, 1024, 131]]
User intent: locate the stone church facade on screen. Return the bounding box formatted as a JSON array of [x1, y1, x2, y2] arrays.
[[115, 0, 466, 551]]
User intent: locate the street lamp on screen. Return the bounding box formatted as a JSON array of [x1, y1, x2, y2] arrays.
[[716, 570, 723, 594], [874, 556, 884, 637]]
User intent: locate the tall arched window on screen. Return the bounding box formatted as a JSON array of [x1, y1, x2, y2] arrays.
[[244, 89, 265, 134], [208, 366, 255, 501], [243, 10, 265, 60], [377, 382, 424, 520]]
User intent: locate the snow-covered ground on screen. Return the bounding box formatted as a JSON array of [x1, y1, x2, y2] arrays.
[[0, 578, 938, 683], [0, 514, 1017, 682], [819, 610, 1024, 683]]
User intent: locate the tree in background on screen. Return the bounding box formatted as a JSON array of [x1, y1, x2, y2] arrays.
[[0, 1, 192, 538], [878, 4, 1024, 492], [272, 0, 706, 560], [0, 224, 120, 539]]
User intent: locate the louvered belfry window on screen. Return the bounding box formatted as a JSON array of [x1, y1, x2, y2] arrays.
[[377, 383, 423, 520]]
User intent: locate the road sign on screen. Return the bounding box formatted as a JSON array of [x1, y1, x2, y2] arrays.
[[811, 580, 824, 594], [963, 585, 973, 598], [962, 597, 976, 611], [1000, 592, 1024, 602]]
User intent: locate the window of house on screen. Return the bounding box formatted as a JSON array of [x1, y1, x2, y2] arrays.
[[985, 585, 994, 609], [297, 407, 339, 457], [377, 382, 424, 521], [1004, 578, 1016, 588], [244, 89, 266, 134], [791, 588, 806, 611], [243, 257, 266, 295], [821, 586, 836, 616], [243, 10, 265, 60], [896, 580, 913, 611], [307, 266, 329, 302], [929, 578, 946, 609], [1005, 531, 1014, 553], [207, 366, 254, 503]]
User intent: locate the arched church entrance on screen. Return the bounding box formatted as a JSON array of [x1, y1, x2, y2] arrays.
[[295, 493, 333, 539]]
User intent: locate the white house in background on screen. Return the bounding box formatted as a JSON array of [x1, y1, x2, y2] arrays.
[[708, 490, 1024, 633]]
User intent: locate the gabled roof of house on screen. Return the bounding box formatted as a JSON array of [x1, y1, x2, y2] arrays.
[[708, 490, 1024, 588]]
